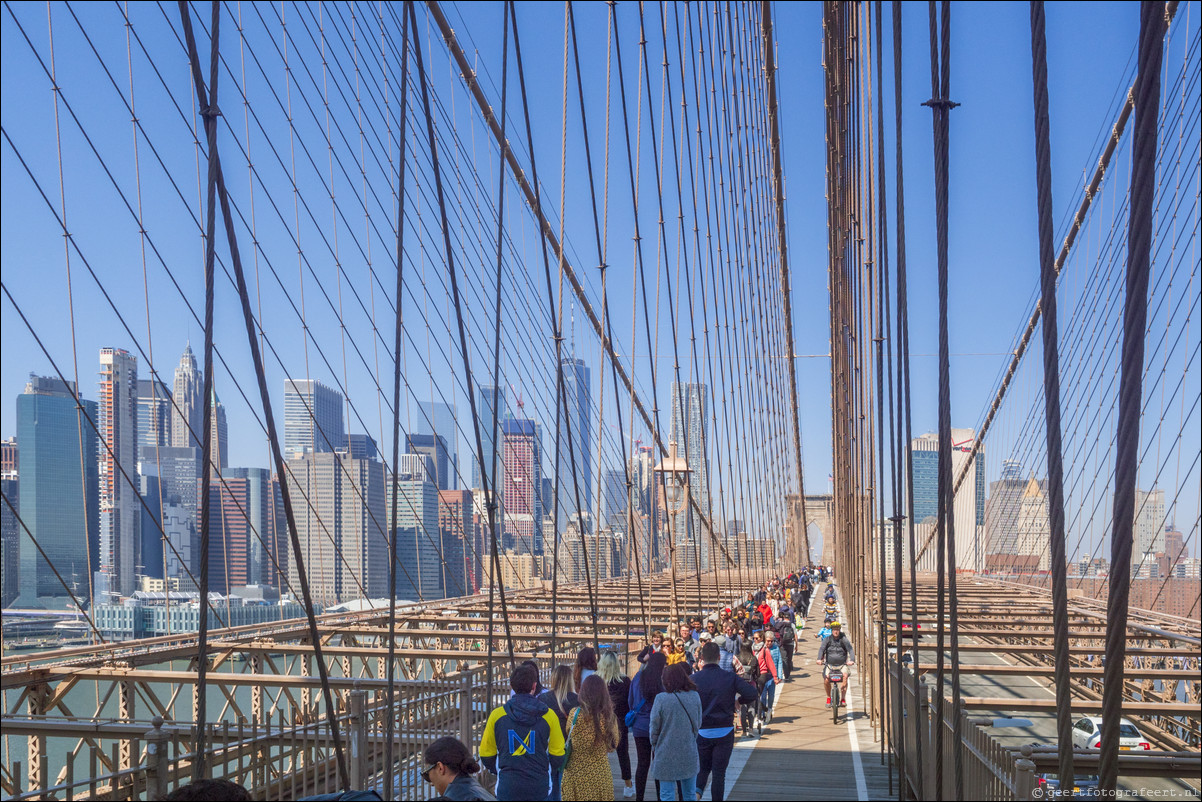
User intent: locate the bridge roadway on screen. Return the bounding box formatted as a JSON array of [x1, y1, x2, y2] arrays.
[[880, 576, 1201, 801]]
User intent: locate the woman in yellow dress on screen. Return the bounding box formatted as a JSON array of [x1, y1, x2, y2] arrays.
[[562, 673, 619, 801]]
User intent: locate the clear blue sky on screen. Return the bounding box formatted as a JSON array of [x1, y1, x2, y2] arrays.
[[2, 1, 1197, 562]]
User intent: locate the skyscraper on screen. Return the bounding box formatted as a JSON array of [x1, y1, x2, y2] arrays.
[[472, 385, 507, 491], [985, 459, 1026, 558], [407, 433, 452, 491], [171, 344, 203, 450], [601, 468, 626, 529], [910, 429, 986, 572], [98, 348, 140, 598], [627, 445, 661, 573], [142, 445, 201, 583], [284, 379, 345, 460], [1014, 476, 1050, 571], [390, 454, 442, 600], [344, 433, 378, 461], [15, 376, 99, 607], [417, 400, 459, 489], [1133, 488, 1166, 570], [211, 467, 282, 593], [210, 389, 228, 471], [286, 451, 387, 605], [438, 489, 474, 597], [502, 418, 542, 555], [2, 438, 19, 607], [670, 382, 710, 570], [136, 379, 172, 454], [557, 358, 592, 527]]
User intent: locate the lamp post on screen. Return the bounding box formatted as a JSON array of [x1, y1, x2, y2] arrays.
[[654, 440, 691, 628]]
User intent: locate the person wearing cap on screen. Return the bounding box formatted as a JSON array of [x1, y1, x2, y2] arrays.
[[816, 621, 856, 708]]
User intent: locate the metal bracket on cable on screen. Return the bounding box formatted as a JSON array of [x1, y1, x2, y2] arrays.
[[921, 98, 960, 110]]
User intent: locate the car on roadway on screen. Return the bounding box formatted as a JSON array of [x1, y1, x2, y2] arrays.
[[1036, 771, 1101, 799], [1070, 716, 1152, 751]]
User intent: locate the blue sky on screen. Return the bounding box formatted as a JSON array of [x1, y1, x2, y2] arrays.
[[2, 1, 1197, 562]]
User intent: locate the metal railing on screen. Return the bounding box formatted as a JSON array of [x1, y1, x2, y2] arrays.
[[888, 660, 1202, 800], [1, 668, 507, 801]]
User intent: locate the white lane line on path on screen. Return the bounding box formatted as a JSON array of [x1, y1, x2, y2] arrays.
[[834, 584, 869, 800]]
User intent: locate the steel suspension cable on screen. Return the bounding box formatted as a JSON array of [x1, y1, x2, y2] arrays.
[[1030, 3, 1082, 787], [405, 1, 515, 685], [892, 3, 923, 795], [383, 4, 411, 795], [177, 0, 350, 788], [183, 0, 221, 776], [1101, 2, 1166, 791]]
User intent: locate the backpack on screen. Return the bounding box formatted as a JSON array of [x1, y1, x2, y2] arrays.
[[779, 622, 796, 647], [740, 642, 759, 678]]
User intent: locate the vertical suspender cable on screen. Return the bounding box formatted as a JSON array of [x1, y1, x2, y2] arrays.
[[760, 0, 812, 566], [1100, 1, 1165, 793], [869, 0, 892, 779], [182, 0, 220, 778], [923, 0, 961, 795], [485, 0, 512, 686], [892, 3, 923, 796], [1028, 1, 1075, 791], [384, 6, 411, 797], [871, 0, 904, 791], [560, 0, 649, 644]]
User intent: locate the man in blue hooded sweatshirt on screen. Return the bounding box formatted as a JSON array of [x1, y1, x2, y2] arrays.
[[479, 663, 565, 801]]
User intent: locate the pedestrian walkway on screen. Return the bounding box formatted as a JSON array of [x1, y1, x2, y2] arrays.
[[725, 583, 895, 801]]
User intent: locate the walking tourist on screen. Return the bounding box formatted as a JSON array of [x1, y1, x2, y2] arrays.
[[562, 674, 619, 801], [599, 650, 635, 798], [649, 663, 702, 801], [693, 642, 757, 802], [629, 651, 666, 801], [480, 663, 566, 802]]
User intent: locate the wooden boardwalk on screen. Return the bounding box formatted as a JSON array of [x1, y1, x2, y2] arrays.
[[725, 584, 896, 801], [607, 582, 896, 800]]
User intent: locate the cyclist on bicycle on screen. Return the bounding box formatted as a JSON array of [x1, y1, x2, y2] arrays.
[[816, 621, 856, 707]]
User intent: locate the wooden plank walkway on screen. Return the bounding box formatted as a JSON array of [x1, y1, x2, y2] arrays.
[[725, 583, 896, 801], [606, 582, 897, 800]]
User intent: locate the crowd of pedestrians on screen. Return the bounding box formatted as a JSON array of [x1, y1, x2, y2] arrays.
[[420, 566, 845, 802]]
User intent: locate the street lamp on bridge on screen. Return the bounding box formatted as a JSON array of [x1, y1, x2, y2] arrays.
[[655, 440, 691, 628]]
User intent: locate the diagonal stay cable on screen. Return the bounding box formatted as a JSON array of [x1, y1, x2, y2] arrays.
[[405, 1, 515, 680], [177, 0, 350, 788]]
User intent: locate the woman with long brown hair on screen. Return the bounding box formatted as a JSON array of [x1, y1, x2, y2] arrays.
[[572, 646, 598, 692], [561, 674, 619, 801]]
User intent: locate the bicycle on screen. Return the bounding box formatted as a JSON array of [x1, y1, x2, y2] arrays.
[[823, 662, 849, 725]]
